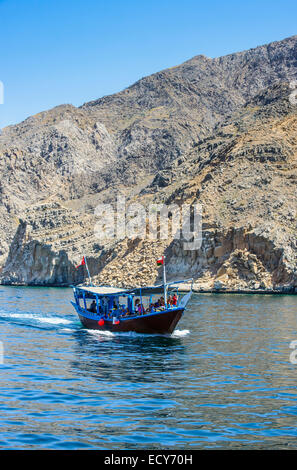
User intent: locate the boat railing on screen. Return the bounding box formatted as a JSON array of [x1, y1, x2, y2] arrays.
[[165, 278, 193, 308], [74, 278, 193, 317]]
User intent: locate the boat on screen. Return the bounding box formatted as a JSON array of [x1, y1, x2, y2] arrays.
[[71, 279, 193, 334]]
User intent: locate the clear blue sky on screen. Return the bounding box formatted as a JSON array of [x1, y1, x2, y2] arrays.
[[0, 0, 296, 128]]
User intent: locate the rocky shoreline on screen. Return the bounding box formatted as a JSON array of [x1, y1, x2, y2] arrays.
[[0, 281, 296, 295]]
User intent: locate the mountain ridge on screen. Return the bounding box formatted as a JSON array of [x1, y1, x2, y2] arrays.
[[0, 35, 297, 290]]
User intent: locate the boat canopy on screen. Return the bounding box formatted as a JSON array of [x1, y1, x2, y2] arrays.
[[76, 286, 128, 296], [74, 279, 193, 297]]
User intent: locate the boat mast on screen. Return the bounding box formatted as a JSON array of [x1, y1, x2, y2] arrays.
[[84, 254, 93, 286]]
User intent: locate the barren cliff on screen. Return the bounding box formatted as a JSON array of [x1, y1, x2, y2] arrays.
[[0, 35, 297, 291]]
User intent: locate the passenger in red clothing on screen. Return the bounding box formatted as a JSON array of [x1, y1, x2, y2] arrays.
[[172, 294, 178, 306]]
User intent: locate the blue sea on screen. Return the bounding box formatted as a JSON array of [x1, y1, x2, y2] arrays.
[[0, 286, 297, 449]]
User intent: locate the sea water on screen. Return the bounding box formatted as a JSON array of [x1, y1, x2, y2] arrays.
[[0, 286, 296, 449]]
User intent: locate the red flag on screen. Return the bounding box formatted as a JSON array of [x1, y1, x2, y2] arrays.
[[156, 256, 164, 265], [75, 256, 86, 269]]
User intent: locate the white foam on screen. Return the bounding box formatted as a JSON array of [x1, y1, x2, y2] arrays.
[[86, 328, 190, 339], [171, 329, 190, 337], [0, 312, 36, 320], [87, 329, 115, 337], [87, 329, 162, 339], [0, 312, 72, 325], [37, 317, 72, 325]]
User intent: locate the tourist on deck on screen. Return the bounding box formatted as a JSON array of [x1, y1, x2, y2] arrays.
[[134, 298, 140, 313], [147, 303, 154, 313], [154, 298, 161, 308], [89, 300, 97, 313], [137, 302, 144, 315], [172, 294, 178, 306], [121, 306, 127, 315], [121, 307, 131, 316]]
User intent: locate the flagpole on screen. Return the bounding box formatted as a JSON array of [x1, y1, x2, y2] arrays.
[[84, 255, 93, 286], [163, 256, 167, 307]]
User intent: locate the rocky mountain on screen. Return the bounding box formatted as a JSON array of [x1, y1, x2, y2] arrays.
[[0, 35, 297, 291]]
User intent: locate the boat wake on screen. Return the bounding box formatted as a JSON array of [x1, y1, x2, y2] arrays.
[[0, 311, 76, 331], [86, 328, 190, 339]]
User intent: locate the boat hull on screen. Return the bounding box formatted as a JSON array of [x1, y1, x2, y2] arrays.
[[72, 303, 184, 334]]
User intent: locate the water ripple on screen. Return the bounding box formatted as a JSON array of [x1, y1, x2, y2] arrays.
[[0, 287, 297, 448]]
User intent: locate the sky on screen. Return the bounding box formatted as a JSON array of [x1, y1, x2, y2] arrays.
[[0, 0, 296, 128]]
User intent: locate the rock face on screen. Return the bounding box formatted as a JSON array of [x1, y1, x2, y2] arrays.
[[0, 36, 297, 291]]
